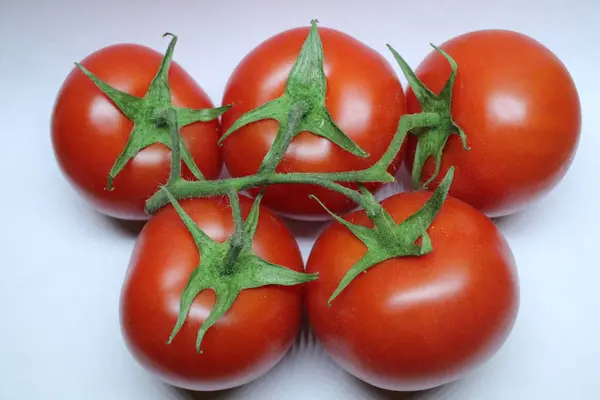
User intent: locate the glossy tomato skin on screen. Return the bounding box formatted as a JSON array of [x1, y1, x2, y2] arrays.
[[51, 44, 223, 220], [120, 195, 304, 391], [405, 30, 581, 217], [221, 26, 407, 220], [306, 192, 519, 391]]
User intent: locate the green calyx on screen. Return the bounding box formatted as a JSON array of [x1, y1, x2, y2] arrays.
[[387, 44, 470, 190], [76, 32, 231, 190], [219, 19, 368, 175], [162, 188, 318, 353], [312, 167, 455, 305]]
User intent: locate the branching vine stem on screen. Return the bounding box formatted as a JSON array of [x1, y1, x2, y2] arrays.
[[145, 111, 440, 214]]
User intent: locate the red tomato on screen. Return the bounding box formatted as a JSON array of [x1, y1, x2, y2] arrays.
[[306, 191, 519, 391], [120, 195, 305, 390], [51, 44, 223, 220], [221, 26, 407, 219], [405, 29, 581, 217]]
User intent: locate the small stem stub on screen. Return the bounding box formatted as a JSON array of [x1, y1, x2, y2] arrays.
[[387, 43, 470, 190], [161, 188, 317, 354], [75, 33, 231, 190], [312, 167, 455, 305]]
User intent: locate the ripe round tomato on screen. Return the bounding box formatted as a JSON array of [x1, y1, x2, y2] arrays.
[[120, 195, 305, 391], [405, 29, 581, 217], [306, 191, 519, 391], [51, 44, 223, 220], [221, 26, 407, 220]]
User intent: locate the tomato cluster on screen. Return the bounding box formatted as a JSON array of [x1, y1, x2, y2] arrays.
[[51, 20, 580, 393]]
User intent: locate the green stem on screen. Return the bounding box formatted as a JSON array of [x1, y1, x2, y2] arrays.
[[147, 167, 391, 214], [258, 101, 310, 173], [165, 108, 181, 184], [146, 101, 434, 214], [146, 111, 443, 215], [222, 190, 244, 276], [369, 112, 441, 172]]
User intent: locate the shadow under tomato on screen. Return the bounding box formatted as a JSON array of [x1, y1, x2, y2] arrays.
[[103, 215, 147, 237], [60, 188, 148, 238], [491, 204, 540, 239], [175, 387, 238, 400], [393, 166, 415, 196], [282, 217, 330, 241], [352, 376, 463, 400]]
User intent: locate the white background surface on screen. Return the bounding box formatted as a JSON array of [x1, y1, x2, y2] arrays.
[[1, 0, 599, 399]]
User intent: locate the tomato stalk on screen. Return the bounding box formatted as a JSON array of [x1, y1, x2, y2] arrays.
[[387, 44, 470, 190], [147, 167, 395, 214], [150, 105, 391, 215], [75, 32, 231, 190], [145, 109, 439, 214], [141, 20, 461, 353]]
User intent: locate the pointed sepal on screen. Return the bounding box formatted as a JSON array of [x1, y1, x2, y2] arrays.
[[241, 190, 265, 247], [327, 251, 387, 305], [193, 286, 240, 354], [177, 104, 232, 127], [238, 254, 318, 289], [386, 44, 436, 105], [160, 186, 216, 253], [166, 267, 211, 346], [453, 122, 470, 151], [145, 32, 177, 105], [219, 97, 291, 145], [285, 19, 327, 98], [356, 185, 397, 231], [309, 194, 381, 249], [300, 106, 368, 157], [74, 63, 142, 120], [397, 166, 454, 252], [106, 124, 151, 189]]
